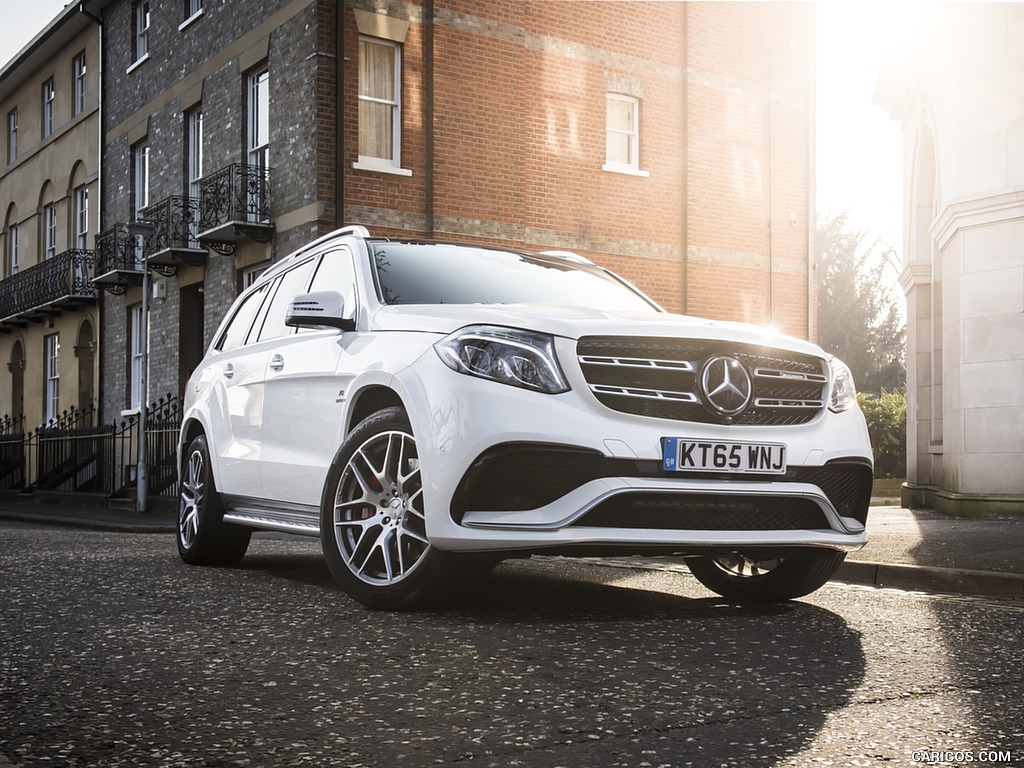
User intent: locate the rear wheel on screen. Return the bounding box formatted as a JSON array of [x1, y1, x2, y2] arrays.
[[685, 551, 845, 602], [177, 434, 251, 565], [320, 407, 465, 610]]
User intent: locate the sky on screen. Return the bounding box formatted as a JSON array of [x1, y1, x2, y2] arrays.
[[2, 0, 916, 262]]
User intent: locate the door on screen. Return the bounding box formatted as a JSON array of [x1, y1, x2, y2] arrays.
[[259, 248, 357, 504], [207, 281, 271, 496]]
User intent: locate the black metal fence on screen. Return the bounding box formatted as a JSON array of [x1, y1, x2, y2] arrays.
[[0, 414, 26, 491], [3, 395, 182, 500]]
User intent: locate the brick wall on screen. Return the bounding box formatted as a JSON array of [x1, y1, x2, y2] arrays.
[[342, 1, 813, 333]]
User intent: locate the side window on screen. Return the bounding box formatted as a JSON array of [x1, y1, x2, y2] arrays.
[[256, 259, 316, 342], [217, 283, 269, 352], [309, 247, 355, 304], [297, 247, 357, 334]]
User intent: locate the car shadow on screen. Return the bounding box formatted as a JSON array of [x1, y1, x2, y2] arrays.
[[232, 544, 865, 766]]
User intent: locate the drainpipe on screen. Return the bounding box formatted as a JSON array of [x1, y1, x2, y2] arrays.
[[424, 0, 435, 237], [679, 5, 688, 314], [335, 2, 345, 227], [807, 5, 816, 342]]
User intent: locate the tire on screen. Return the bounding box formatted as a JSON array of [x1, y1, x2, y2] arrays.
[[685, 550, 846, 602], [177, 434, 252, 566], [320, 406, 464, 610]]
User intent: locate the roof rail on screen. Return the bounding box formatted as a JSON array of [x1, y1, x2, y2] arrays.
[[539, 249, 595, 266], [277, 225, 371, 261], [254, 225, 372, 283]]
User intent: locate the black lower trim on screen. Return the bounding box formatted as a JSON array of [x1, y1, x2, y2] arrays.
[[450, 442, 872, 527]]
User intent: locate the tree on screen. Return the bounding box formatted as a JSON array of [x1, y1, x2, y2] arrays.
[[816, 212, 906, 394]]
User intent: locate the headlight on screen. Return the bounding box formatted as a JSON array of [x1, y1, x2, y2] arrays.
[[828, 357, 858, 413], [435, 326, 569, 394]]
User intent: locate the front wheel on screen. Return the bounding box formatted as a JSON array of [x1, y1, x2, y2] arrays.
[[320, 407, 462, 610], [686, 551, 846, 602], [177, 434, 251, 565]]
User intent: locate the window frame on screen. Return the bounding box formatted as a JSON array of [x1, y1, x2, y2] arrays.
[[129, 303, 145, 410], [7, 109, 17, 164], [43, 202, 57, 260], [354, 36, 410, 176], [74, 185, 89, 249], [42, 79, 55, 139], [132, 1, 151, 68], [132, 141, 150, 222], [180, 0, 203, 29], [602, 93, 648, 178], [8, 223, 19, 276], [44, 333, 60, 423], [72, 53, 87, 116]]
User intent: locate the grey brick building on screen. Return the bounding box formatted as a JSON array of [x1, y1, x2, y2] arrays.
[[86, 0, 337, 422]]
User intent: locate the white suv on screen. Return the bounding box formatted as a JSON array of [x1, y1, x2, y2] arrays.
[[177, 225, 873, 609]]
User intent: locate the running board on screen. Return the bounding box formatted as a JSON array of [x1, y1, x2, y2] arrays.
[[222, 497, 321, 537]]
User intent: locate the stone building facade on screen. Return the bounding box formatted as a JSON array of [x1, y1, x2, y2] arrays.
[[0, 5, 101, 435], [878, 3, 1024, 514]]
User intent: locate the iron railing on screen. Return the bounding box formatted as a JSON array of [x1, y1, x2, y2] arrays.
[[198, 162, 272, 232], [141, 195, 203, 254], [33, 404, 107, 493], [0, 413, 26, 490], [15, 395, 182, 500], [0, 249, 95, 323], [94, 223, 143, 277]]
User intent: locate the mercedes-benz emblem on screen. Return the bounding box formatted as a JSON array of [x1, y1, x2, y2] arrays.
[[699, 356, 753, 416]]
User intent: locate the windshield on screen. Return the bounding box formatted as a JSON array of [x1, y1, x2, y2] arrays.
[[370, 243, 661, 313]]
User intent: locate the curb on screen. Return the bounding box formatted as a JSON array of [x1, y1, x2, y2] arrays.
[[0, 510, 176, 534], [836, 560, 1024, 601]]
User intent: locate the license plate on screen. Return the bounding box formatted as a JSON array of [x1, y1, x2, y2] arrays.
[[662, 438, 787, 474]]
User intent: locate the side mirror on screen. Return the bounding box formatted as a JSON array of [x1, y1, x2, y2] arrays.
[[285, 291, 355, 331]]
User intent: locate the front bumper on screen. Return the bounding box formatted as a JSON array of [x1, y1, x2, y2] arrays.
[[393, 342, 873, 555]]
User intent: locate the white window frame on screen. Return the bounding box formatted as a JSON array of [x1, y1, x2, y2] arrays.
[[132, 141, 150, 221], [246, 69, 270, 223], [73, 53, 87, 116], [187, 108, 203, 199], [602, 93, 648, 177], [132, 1, 151, 68], [180, 0, 203, 29], [7, 109, 16, 164], [129, 303, 145, 410], [354, 37, 410, 176], [247, 69, 269, 171], [42, 79, 55, 139], [8, 223, 18, 276], [45, 333, 60, 423], [74, 185, 89, 249], [43, 203, 57, 259]]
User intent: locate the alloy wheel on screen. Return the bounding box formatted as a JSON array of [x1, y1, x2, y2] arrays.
[[331, 429, 430, 586]]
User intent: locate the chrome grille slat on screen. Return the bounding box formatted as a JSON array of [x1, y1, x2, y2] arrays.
[[590, 384, 699, 403], [579, 355, 694, 372]]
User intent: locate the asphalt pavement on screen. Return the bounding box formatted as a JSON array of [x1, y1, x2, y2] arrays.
[[1, 492, 1022, 600]]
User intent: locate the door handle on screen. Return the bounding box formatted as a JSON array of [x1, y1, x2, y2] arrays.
[[223, 363, 234, 380], [270, 354, 285, 372]]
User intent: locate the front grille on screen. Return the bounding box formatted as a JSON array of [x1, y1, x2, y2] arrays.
[[573, 494, 830, 530], [577, 336, 828, 426]]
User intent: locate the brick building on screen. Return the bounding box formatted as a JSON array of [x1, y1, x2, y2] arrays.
[[0, 5, 101, 434], [79, 0, 813, 443]]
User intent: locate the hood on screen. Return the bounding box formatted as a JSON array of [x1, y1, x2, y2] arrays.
[[369, 303, 826, 358]]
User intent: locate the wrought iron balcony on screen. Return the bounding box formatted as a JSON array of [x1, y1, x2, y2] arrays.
[[0, 249, 96, 327], [140, 196, 208, 274], [92, 224, 143, 295], [197, 163, 274, 254]]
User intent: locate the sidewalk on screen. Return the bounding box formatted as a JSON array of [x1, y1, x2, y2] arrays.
[[1, 495, 1022, 600]]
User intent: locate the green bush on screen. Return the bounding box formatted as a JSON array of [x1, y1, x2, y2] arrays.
[[857, 390, 907, 479]]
